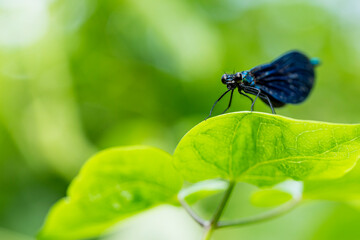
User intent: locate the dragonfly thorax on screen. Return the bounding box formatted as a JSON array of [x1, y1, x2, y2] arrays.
[[240, 71, 255, 86]]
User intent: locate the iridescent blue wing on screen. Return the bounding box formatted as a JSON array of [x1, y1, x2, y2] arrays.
[[249, 50, 316, 104]]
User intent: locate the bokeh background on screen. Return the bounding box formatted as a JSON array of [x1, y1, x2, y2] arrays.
[[1, 0, 360, 239]]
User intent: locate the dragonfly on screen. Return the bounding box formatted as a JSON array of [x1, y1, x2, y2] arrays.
[[207, 50, 320, 119]]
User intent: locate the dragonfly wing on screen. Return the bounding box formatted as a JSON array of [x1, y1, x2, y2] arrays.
[[250, 51, 316, 104]]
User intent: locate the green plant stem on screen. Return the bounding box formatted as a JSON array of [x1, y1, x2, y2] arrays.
[[202, 180, 236, 240], [178, 196, 207, 227], [217, 194, 302, 228], [202, 227, 214, 240]]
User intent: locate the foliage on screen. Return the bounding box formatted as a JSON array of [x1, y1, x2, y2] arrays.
[[39, 146, 181, 239], [174, 112, 360, 186], [40, 113, 360, 239]]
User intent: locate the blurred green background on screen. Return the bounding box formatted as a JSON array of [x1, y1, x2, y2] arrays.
[[1, 0, 360, 239]]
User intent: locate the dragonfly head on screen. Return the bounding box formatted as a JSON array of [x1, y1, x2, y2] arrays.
[[221, 73, 241, 90]]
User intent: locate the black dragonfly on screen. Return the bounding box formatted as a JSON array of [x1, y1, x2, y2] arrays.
[[207, 50, 320, 119]]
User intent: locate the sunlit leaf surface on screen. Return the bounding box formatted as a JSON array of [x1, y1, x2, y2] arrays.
[[174, 112, 360, 186], [39, 146, 182, 240]]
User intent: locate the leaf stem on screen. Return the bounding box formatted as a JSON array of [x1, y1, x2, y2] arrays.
[[202, 226, 214, 240], [217, 194, 301, 228], [181, 179, 301, 240], [202, 180, 236, 240], [178, 195, 207, 227]]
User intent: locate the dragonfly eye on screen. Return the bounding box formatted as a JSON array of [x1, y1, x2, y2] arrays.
[[221, 74, 227, 84], [235, 72, 242, 79]]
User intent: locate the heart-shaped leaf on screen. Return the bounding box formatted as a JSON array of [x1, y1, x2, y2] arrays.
[[39, 146, 182, 240], [174, 112, 360, 186]]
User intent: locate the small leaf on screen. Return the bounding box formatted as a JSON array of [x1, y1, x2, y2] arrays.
[[39, 146, 182, 240], [251, 180, 302, 207], [178, 179, 228, 205], [174, 112, 360, 186], [251, 190, 292, 207]]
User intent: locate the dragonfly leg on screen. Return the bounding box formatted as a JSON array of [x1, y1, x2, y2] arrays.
[[263, 94, 276, 114], [206, 89, 231, 120], [251, 88, 261, 112], [243, 86, 276, 114], [221, 89, 234, 114], [239, 89, 254, 105]]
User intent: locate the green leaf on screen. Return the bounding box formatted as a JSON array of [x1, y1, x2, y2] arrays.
[[304, 162, 360, 206], [174, 112, 360, 186], [178, 179, 228, 205], [250, 180, 302, 207], [251, 190, 292, 207], [39, 146, 182, 240]]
